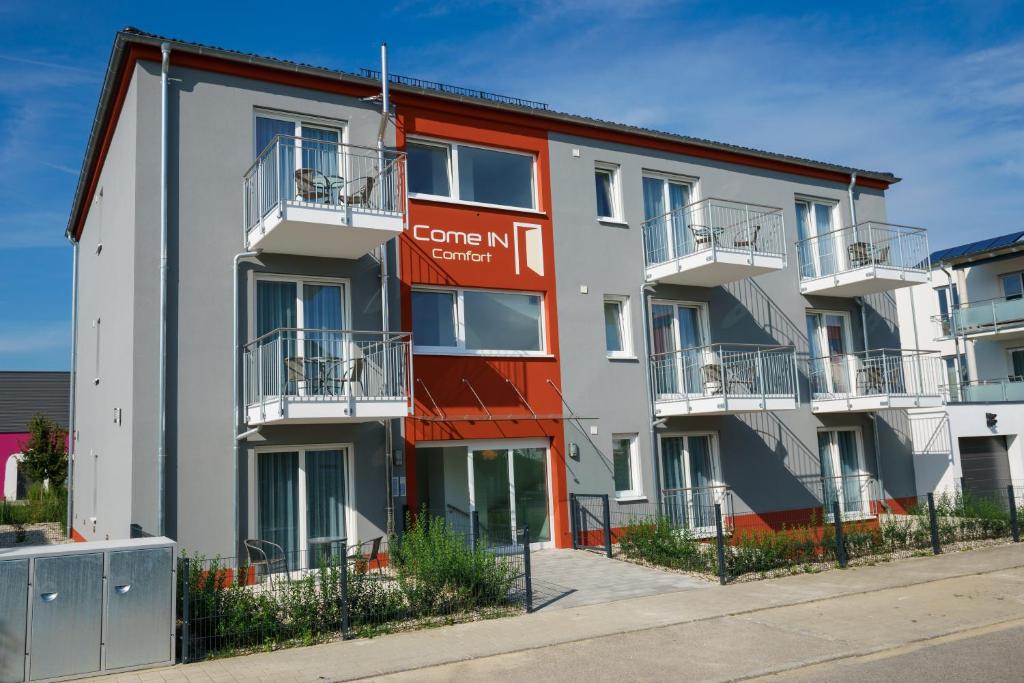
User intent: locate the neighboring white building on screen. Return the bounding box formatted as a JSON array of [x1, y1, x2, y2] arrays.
[[897, 231, 1024, 496]]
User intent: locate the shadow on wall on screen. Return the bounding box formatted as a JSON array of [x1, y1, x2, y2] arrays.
[[720, 279, 808, 349], [873, 410, 919, 499]]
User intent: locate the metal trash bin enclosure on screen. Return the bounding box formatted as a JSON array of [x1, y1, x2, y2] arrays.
[[0, 536, 175, 682]]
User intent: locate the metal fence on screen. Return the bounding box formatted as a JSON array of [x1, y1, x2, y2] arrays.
[[651, 343, 797, 403], [807, 348, 943, 400], [796, 221, 929, 281], [642, 197, 786, 270], [178, 519, 531, 662], [243, 329, 412, 410], [243, 135, 406, 237]]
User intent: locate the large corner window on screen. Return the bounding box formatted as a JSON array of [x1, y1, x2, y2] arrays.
[[412, 286, 545, 355], [407, 139, 537, 210]]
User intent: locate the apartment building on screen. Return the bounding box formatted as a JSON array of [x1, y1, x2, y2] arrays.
[[897, 232, 1024, 496], [65, 29, 936, 558]]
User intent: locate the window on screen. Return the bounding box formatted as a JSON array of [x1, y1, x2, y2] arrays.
[[412, 286, 545, 354], [936, 285, 960, 336], [603, 296, 632, 358], [795, 198, 838, 278], [1001, 273, 1024, 300], [659, 433, 721, 529], [642, 175, 694, 264], [254, 446, 351, 571], [612, 434, 641, 498], [649, 300, 707, 396], [818, 429, 869, 517], [595, 164, 620, 220], [806, 310, 853, 395], [407, 138, 536, 210]]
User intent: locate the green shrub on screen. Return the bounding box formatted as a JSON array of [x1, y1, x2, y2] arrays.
[[618, 517, 716, 573], [0, 486, 66, 529]]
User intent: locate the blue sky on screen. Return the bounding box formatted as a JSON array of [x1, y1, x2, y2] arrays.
[[1, 0, 1022, 370]]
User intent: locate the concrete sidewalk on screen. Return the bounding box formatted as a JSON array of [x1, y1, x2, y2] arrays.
[[91, 544, 1024, 682]]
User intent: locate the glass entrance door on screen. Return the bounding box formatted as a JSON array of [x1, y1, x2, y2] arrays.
[[469, 445, 550, 547]]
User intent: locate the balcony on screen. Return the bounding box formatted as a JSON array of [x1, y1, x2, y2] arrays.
[[821, 474, 879, 520], [808, 349, 943, 413], [244, 329, 412, 425], [660, 485, 733, 537], [797, 222, 929, 296], [642, 198, 787, 287], [953, 379, 1024, 403], [947, 297, 1024, 341], [243, 136, 406, 259], [651, 343, 798, 416]]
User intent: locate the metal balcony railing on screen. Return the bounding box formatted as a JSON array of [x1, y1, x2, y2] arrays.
[[951, 378, 1024, 403], [819, 474, 878, 519], [796, 221, 929, 281], [651, 343, 798, 404], [944, 296, 1024, 337], [660, 485, 733, 534], [931, 313, 956, 340], [243, 135, 406, 236], [243, 328, 412, 411], [807, 349, 943, 400], [641, 198, 786, 269]]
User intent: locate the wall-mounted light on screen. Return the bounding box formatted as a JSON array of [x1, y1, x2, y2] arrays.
[[569, 442, 580, 461], [392, 447, 404, 468]]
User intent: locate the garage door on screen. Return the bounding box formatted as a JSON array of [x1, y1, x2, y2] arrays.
[[958, 436, 1012, 496]]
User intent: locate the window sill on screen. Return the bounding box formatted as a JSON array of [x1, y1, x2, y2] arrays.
[[597, 218, 629, 227], [409, 193, 547, 216], [414, 348, 555, 359], [615, 495, 647, 503], [607, 354, 639, 362]]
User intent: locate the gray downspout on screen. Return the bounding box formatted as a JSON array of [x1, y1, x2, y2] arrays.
[[940, 265, 964, 389], [850, 172, 888, 510], [66, 237, 79, 537], [640, 277, 661, 507], [378, 42, 396, 536], [232, 250, 262, 556], [157, 42, 170, 536]]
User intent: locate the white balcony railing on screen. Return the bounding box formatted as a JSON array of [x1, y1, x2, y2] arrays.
[[642, 197, 786, 270], [797, 222, 929, 295], [242, 135, 406, 256], [820, 474, 878, 520], [660, 485, 733, 536], [244, 328, 412, 424], [652, 343, 798, 414], [808, 349, 943, 410]]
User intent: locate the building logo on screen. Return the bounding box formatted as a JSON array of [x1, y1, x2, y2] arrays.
[[411, 221, 544, 276]]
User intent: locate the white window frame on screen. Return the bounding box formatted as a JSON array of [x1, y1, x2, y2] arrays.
[[1000, 271, 1024, 300], [641, 173, 699, 262], [795, 195, 840, 277], [648, 298, 712, 396], [248, 442, 356, 571], [603, 295, 634, 359], [253, 108, 349, 155], [412, 285, 548, 357], [594, 162, 623, 223], [806, 308, 856, 396], [611, 433, 643, 500], [406, 135, 539, 212], [656, 431, 723, 534], [248, 273, 352, 342], [1007, 347, 1024, 380], [817, 427, 872, 520]]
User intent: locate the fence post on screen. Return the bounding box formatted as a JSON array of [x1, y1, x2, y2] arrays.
[[601, 494, 613, 558], [180, 557, 190, 664], [832, 501, 848, 568], [1009, 484, 1020, 543], [580, 497, 589, 548], [714, 503, 727, 586], [471, 510, 481, 549], [569, 493, 578, 550], [927, 492, 942, 555], [521, 522, 533, 613], [339, 538, 350, 639]]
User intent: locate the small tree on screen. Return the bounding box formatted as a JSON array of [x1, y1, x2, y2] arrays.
[[19, 414, 68, 490]]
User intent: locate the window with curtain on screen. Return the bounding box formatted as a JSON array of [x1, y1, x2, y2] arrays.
[[642, 176, 692, 263], [795, 198, 837, 278], [818, 430, 866, 515], [412, 287, 544, 353], [256, 447, 349, 571], [659, 434, 720, 529], [407, 139, 536, 209]]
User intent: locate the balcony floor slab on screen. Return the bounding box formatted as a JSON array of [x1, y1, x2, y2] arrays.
[[799, 266, 927, 297], [246, 396, 409, 425], [247, 202, 404, 259], [654, 395, 798, 416], [646, 249, 785, 287], [811, 394, 943, 413]]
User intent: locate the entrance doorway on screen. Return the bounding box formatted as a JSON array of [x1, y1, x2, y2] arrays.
[[415, 440, 552, 548]]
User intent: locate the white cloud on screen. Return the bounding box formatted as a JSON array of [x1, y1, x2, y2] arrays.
[[0, 322, 68, 354]]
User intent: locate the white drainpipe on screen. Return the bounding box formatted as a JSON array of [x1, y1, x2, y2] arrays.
[[65, 237, 80, 537], [378, 42, 396, 535], [157, 42, 170, 536]]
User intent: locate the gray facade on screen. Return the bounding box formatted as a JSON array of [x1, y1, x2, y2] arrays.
[[547, 133, 917, 524]]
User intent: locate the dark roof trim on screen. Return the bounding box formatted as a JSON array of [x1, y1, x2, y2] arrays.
[[66, 28, 900, 242]]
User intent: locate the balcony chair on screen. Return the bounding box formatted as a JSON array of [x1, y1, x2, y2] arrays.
[[333, 345, 365, 397], [856, 365, 886, 395], [733, 224, 761, 250], [725, 359, 757, 395], [345, 174, 376, 208], [294, 169, 330, 203], [847, 242, 872, 268], [244, 538, 289, 585], [284, 356, 307, 395], [347, 536, 384, 575], [689, 224, 718, 250], [702, 363, 724, 395]]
